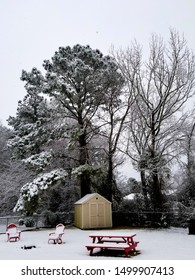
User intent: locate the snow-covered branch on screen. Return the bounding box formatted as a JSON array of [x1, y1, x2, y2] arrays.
[[13, 169, 67, 212]]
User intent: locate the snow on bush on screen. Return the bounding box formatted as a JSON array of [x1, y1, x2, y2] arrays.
[[13, 169, 67, 212]]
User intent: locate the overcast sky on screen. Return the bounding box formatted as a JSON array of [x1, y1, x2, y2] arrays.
[[0, 0, 194, 126]]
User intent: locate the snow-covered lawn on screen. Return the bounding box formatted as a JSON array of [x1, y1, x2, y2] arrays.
[[0, 226, 195, 260]]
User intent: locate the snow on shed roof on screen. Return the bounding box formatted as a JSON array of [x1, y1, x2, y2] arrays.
[[74, 193, 111, 204]]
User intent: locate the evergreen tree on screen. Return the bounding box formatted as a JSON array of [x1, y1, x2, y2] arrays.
[[7, 68, 51, 160], [8, 44, 124, 213], [0, 123, 11, 171], [21, 44, 123, 198]]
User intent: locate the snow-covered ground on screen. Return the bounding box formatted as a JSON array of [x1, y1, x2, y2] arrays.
[[0, 226, 195, 260]]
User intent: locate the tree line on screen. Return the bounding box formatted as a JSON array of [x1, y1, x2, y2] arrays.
[[1, 29, 195, 226]]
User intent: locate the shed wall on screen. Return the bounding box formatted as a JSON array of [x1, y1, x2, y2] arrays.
[[74, 193, 112, 229], [82, 203, 89, 228], [105, 203, 112, 227], [74, 204, 83, 228]]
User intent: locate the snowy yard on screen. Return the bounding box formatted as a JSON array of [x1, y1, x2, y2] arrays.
[[0, 226, 195, 260]]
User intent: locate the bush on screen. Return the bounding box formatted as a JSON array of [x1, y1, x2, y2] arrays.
[[24, 217, 35, 227], [112, 198, 170, 228], [43, 210, 58, 227], [43, 210, 71, 227], [18, 218, 24, 226]]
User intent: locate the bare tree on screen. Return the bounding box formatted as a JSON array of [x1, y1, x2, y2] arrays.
[[98, 88, 134, 203], [95, 48, 137, 203], [116, 29, 195, 210]]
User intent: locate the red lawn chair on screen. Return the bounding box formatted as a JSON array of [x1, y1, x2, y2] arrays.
[[48, 224, 65, 244], [6, 223, 21, 242]]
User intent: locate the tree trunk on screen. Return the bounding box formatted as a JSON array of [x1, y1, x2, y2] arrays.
[[106, 153, 114, 202], [140, 170, 150, 209], [186, 122, 195, 202], [150, 111, 163, 210], [78, 132, 91, 197], [150, 168, 163, 210]]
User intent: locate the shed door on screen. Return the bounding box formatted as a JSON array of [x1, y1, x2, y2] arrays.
[[90, 203, 105, 228]]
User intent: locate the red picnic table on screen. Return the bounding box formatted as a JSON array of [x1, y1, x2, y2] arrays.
[[86, 233, 139, 257]]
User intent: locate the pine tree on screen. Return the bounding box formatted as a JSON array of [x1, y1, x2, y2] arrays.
[[7, 68, 51, 160], [8, 44, 124, 213], [21, 45, 123, 197]]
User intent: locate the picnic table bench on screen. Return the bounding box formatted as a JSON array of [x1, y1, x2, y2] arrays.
[[86, 233, 139, 257]]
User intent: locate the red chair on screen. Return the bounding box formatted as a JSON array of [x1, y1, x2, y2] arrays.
[[48, 224, 65, 244], [6, 223, 21, 242]]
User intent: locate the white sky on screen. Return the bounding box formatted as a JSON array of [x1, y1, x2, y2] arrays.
[[0, 0, 194, 126]]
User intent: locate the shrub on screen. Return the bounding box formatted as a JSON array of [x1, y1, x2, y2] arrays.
[[24, 217, 35, 227], [18, 218, 24, 226], [43, 210, 73, 227], [113, 198, 170, 228]]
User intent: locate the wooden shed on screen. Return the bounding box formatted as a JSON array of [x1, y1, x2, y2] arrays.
[[74, 193, 112, 229]]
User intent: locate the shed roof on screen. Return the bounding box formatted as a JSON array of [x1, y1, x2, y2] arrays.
[[74, 193, 111, 205]]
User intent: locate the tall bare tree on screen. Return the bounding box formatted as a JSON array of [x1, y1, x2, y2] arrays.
[[116, 30, 195, 210], [97, 78, 134, 203]]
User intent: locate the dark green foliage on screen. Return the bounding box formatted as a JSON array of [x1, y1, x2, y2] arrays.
[[24, 217, 35, 227], [43, 210, 59, 227], [18, 218, 24, 226], [113, 197, 170, 228], [23, 195, 39, 216], [43, 210, 73, 227]]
